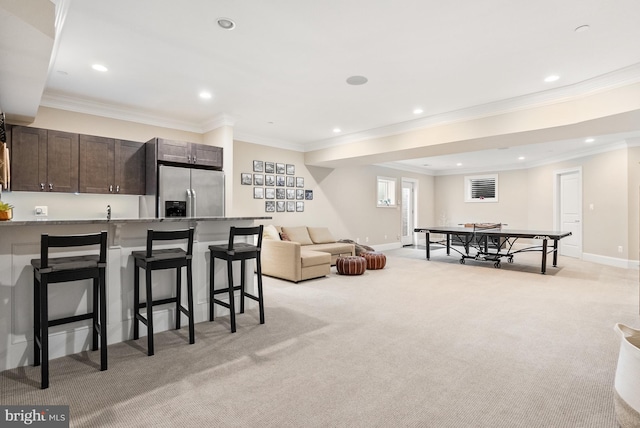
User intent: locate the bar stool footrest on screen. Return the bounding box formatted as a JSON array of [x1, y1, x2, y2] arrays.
[[49, 312, 94, 327]]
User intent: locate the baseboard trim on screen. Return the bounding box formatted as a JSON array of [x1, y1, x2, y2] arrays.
[[582, 253, 639, 269], [372, 242, 403, 252]]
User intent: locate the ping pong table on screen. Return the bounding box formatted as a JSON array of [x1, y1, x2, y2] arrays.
[[414, 224, 572, 274]]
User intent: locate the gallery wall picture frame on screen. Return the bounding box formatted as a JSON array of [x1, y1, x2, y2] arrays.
[[286, 201, 296, 212], [253, 174, 264, 186], [296, 189, 304, 200], [276, 188, 286, 199], [253, 160, 264, 172], [265, 162, 275, 173], [265, 175, 275, 186], [276, 175, 285, 186], [305, 190, 313, 200], [296, 201, 304, 212], [286, 164, 295, 175], [286, 176, 295, 187], [276, 201, 286, 212], [276, 163, 285, 174], [286, 189, 296, 199], [265, 188, 275, 199], [265, 201, 275, 212], [254, 187, 264, 199], [296, 177, 304, 188], [241, 173, 252, 185]]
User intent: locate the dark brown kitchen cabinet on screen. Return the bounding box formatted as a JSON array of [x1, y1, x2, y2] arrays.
[[79, 135, 145, 194], [11, 126, 79, 193], [153, 138, 223, 168]]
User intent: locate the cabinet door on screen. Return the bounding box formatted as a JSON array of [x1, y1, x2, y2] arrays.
[[10, 126, 48, 192], [192, 144, 223, 168], [79, 135, 115, 194], [157, 139, 191, 164], [115, 139, 146, 194], [47, 130, 79, 193]]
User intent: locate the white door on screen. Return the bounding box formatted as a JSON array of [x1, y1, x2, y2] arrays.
[[559, 171, 582, 258], [401, 179, 417, 246]]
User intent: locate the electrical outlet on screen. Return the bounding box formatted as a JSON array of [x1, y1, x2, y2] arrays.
[[618, 246, 623, 253], [365, 237, 369, 243], [35, 206, 48, 216]]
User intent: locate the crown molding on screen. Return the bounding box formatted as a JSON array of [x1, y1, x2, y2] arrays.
[[201, 114, 236, 132], [232, 130, 305, 152]]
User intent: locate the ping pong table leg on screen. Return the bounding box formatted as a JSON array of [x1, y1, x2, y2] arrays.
[[541, 238, 548, 274], [426, 232, 430, 260], [552, 239, 559, 266], [446, 233, 450, 256]]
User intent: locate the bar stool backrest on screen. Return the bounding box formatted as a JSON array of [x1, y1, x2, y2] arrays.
[[144, 228, 194, 259], [39, 231, 108, 272], [226, 225, 263, 252]]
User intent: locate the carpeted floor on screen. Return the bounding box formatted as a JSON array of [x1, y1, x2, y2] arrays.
[[1, 248, 638, 427]]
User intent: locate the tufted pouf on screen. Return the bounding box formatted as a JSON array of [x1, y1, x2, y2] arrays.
[[362, 251, 386, 270], [336, 256, 366, 275]]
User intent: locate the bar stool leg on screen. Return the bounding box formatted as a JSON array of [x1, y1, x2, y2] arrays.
[[256, 256, 265, 325], [227, 259, 236, 333], [33, 273, 41, 367], [187, 261, 195, 344], [99, 267, 108, 371], [209, 256, 215, 322], [240, 259, 246, 314], [92, 278, 99, 351], [40, 278, 49, 389], [175, 266, 182, 330], [133, 262, 140, 340], [145, 269, 154, 356]]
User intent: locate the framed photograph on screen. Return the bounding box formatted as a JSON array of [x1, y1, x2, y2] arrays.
[[265, 174, 275, 186], [286, 176, 295, 187], [265, 201, 275, 212], [296, 177, 304, 188], [276, 163, 285, 174], [253, 174, 264, 186], [253, 187, 264, 199], [253, 160, 264, 173], [286, 189, 296, 199], [241, 173, 252, 185], [296, 201, 304, 212], [296, 189, 304, 200], [286, 201, 296, 212], [305, 190, 313, 200], [265, 162, 275, 174], [276, 188, 286, 199], [276, 201, 286, 212], [276, 175, 285, 186], [286, 164, 295, 175], [265, 188, 275, 199]]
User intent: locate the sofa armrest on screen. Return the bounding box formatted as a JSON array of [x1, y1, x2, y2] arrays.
[[261, 239, 301, 281]]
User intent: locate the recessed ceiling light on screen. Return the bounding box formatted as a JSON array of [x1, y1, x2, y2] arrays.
[[199, 91, 212, 99], [575, 24, 590, 33], [456, 163, 462, 167], [92, 64, 108, 72], [413, 108, 423, 115], [346, 76, 368, 85], [544, 75, 560, 83], [518, 156, 525, 160], [333, 128, 341, 133], [585, 137, 595, 143], [217, 18, 236, 30]]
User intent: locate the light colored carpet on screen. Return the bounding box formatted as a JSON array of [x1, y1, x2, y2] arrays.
[[2, 248, 638, 427]]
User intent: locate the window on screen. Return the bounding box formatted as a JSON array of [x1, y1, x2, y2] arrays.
[[465, 174, 498, 202], [377, 176, 397, 207]]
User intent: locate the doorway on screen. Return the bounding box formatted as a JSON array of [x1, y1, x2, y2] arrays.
[[554, 168, 582, 258], [401, 178, 418, 246]]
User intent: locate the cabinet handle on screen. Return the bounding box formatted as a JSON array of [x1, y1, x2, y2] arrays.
[[193, 156, 197, 164], [49, 183, 53, 190], [40, 183, 45, 191], [116, 185, 120, 193], [187, 155, 191, 163]]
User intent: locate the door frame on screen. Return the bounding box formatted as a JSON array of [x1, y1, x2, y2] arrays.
[[401, 178, 418, 246], [553, 166, 583, 258]]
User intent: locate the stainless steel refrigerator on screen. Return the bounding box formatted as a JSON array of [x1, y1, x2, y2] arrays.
[[157, 165, 224, 217]]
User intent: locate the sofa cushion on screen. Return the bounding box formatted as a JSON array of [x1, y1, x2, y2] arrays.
[[300, 249, 331, 267], [263, 224, 281, 241], [281, 226, 313, 246], [308, 242, 355, 255], [308, 227, 336, 244]]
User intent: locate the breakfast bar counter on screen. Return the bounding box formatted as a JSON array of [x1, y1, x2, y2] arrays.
[[0, 216, 270, 371]]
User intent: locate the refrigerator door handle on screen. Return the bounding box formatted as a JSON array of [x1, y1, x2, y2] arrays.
[[186, 189, 192, 217], [191, 189, 197, 217]]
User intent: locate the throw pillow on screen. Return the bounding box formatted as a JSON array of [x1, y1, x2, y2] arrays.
[[307, 227, 336, 244], [262, 224, 281, 240], [280, 232, 290, 241], [281, 226, 313, 245]]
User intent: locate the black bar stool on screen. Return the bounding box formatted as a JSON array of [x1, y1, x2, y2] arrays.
[[31, 231, 108, 389], [132, 228, 195, 356], [209, 225, 264, 332]]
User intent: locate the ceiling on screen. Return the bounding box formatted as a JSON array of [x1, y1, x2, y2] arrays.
[[2, 0, 640, 174]]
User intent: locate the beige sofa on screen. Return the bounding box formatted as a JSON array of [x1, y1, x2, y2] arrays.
[[261, 225, 355, 282]]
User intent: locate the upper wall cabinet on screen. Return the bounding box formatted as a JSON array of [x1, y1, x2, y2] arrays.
[[151, 138, 223, 168], [79, 135, 146, 194], [11, 126, 79, 193]]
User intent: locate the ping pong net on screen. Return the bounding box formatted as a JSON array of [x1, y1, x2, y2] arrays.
[[463, 223, 503, 231]]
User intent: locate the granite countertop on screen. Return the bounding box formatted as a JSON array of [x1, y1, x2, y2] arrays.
[[0, 216, 272, 226]]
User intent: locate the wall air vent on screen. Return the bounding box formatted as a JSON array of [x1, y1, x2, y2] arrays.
[[465, 174, 498, 202]]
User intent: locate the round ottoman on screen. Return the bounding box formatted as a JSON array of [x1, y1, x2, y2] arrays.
[[362, 251, 386, 270], [336, 256, 366, 275]]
